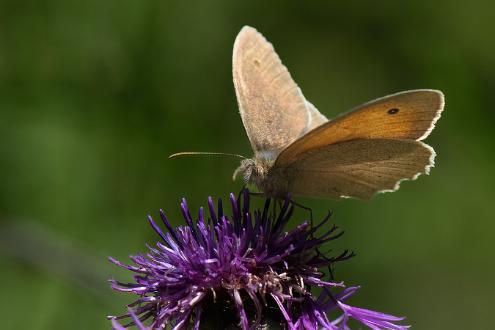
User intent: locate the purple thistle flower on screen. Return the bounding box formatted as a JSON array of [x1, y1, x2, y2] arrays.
[[108, 190, 409, 330]]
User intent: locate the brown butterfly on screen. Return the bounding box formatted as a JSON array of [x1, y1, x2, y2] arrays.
[[171, 26, 444, 200], [229, 26, 444, 200]]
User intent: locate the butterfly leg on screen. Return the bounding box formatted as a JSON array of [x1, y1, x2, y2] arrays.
[[287, 199, 330, 285], [288, 201, 346, 281], [287, 200, 314, 232]]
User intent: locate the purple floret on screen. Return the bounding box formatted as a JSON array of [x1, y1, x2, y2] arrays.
[[108, 190, 409, 330]]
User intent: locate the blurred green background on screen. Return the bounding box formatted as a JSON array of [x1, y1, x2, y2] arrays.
[[1, 1, 494, 329]]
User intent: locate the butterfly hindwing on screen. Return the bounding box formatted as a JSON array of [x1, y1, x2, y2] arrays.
[[285, 139, 435, 199]]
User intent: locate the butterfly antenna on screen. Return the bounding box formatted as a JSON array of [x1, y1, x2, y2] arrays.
[[169, 152, 246, 159]]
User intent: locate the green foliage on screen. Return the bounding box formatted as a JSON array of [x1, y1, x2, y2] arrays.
[[1, 1, 493, 329]]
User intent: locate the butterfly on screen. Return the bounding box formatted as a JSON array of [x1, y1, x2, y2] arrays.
[[230, 26, 444, 200]]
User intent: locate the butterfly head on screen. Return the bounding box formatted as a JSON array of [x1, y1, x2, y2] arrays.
[[233, 157, 273, 189]]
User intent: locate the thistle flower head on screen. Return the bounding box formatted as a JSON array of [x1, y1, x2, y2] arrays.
[[109, 190, 409, 329]]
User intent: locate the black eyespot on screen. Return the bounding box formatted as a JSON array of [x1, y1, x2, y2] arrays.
[[387, 108, 399, 115]]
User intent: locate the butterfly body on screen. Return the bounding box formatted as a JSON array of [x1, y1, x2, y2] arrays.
[[235, 156, 291, 198], [231, 26, 444, 200], [235, 157, 272, 189]]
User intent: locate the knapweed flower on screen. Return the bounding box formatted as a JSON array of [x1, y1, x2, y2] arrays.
[[108, 190, 409, 329]]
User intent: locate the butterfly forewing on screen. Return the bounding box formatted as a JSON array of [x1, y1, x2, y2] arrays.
[[233, 26, 327, 158], [276, 90, 444, 166], [306, 100, 328, 130], [286, 139, 435, 199]]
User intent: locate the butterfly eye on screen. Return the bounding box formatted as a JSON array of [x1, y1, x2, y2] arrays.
[[387, 108, 399, 115]]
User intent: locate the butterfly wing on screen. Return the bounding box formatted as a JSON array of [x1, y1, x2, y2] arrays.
[[276, 90, 444, 165], [306, 100, 328, 130], [233, 26, 327, 159], [271, 90, 444, 199], [284, 139, 435, 200]]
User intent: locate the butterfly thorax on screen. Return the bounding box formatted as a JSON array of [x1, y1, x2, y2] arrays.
[[234, 156, 290, 197], [234, 157, 271, 187]]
